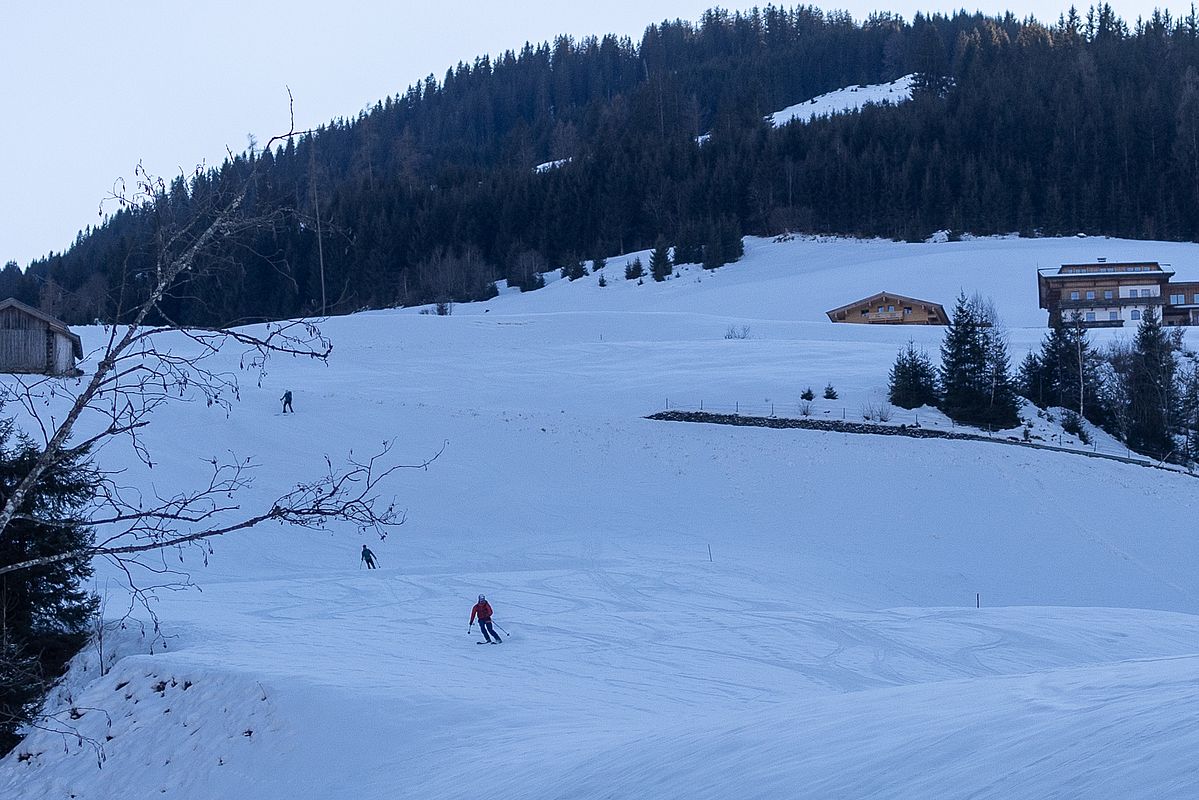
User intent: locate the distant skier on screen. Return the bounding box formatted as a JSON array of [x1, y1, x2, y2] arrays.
[[469, 594, 503, 643], [280, 390, 293, 414], [361, 544, 377, 569]]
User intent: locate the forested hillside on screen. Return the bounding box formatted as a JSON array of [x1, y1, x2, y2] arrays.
[[10, 3, 1199, 325]]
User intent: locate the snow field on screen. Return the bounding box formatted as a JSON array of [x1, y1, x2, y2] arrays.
[[5, 234, 1199, 798]]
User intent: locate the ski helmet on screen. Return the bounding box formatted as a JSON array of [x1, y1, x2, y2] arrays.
[[478, 594, 486, 602]]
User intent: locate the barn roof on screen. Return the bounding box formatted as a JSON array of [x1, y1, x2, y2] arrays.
[[0, 298, 83, 359], [825, 291, 947, 317]]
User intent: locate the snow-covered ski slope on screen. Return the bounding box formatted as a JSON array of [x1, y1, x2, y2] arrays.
[[6, 234, 1199, 799]]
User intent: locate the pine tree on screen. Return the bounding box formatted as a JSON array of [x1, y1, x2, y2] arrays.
[[823, 383, 838, 400], [624, 257, 644, 280], [939, 294, 1019, 428], [719, 216, 744, 263], [0, 423, 99, 754], [888, 340, 939, 409], [702, 222, 725, 270], [980, 322, 1021, 428], [650, 240, 672, 282], [1030, 314, 1104, 422], [1124, 307, 1178, 459], [1018, 350, 1047, 408], [1180, 366, 1199, 464], [939, 293, 988, 423], [673, 224, 704, 265], [564, 258, 588, 281]]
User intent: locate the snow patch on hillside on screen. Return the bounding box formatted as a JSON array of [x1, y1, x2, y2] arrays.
[[533, 157, 571, 173], [769, 74, 915, 127]]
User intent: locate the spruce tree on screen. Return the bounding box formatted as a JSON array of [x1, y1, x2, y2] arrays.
[[673, 224, 704, 265], [1018, 351, 1047, 408], [1031, 313, 1104, 422], [718, 217, 744, 263], [0, 423, 99, 754], [939, 293, 988, 423], [650, 240, 672, 282], [624, 258, 644, 280], [939, 294, 1019, 428], [980, 323, 1021, 428], [889, 340, 939, 409], [564, 258, 588, 281], [702, 223, 725, 270], [1180, 367, 1199, 464], [1124, 307, 1178, 459]]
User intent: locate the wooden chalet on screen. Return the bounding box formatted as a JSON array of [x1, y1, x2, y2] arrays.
[[1037, 261, 1175, 328], [0, 298, 83, 375], [826, 292, 947, 325]]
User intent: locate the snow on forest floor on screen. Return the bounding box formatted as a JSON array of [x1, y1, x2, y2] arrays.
[[5, 234, 1199, 798]]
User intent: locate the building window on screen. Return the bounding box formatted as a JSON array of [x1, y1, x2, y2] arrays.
[[1085, 312, 1096, 321], [1086, 291, 1095, 300], [860, 309, 868, 316], [903, 307, 912, 315], [1070, 291, 1080, 300], [1142, 289, 1153, 297], [1193, 294, 1199, 304], [1131, 310, 1141, 320], [887, 305, 894, 312], [878, 307, 884, 313], [1104, 290, 1113, 300], [1171, 294, 1185, 304], [1109, 311, 1118, 320]]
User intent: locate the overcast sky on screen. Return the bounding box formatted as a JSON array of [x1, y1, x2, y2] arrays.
[[0, 1, 1187, 267]]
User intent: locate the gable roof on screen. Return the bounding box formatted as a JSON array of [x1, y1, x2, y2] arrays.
[[825, 291, 947, 317], [0, 298, 83, 359]]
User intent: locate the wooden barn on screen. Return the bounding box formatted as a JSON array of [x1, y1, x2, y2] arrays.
[[826, 292, 948, 325], [0, 298, 83, 375]]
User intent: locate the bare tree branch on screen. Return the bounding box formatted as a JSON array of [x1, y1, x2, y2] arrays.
[[0, 115, 425, 584]]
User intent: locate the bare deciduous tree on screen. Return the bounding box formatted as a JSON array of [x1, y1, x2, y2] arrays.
[[0, 120, 431, 584]]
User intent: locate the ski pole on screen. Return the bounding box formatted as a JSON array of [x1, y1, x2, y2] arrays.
[[493, 622, 509, 636]]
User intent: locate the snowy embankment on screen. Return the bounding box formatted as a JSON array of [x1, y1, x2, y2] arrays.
[[5, 234, 1199, 798]]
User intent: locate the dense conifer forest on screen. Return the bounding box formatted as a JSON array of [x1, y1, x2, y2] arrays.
[[9, 3, 1199, 325]]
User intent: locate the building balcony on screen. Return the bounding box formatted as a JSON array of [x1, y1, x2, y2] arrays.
[[1057, 296, 1164, 309], [863, 311, 905, 322]]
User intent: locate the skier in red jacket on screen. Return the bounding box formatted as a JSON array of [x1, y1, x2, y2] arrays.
[[469, 595, 503, 644]]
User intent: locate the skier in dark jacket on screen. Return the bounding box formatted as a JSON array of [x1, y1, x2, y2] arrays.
[[280, 390, 293, 413], [361, 544, 377, 569], [469, 595, 502, 643]]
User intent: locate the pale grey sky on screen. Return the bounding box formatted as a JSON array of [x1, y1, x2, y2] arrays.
[[0, 1, 1187, 266]]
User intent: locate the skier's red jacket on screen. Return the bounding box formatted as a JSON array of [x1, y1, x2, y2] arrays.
[[470, 601, 493, 624]]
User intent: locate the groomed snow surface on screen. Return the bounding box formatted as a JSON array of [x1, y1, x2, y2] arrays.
[[5, 234, 1199, 798]]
